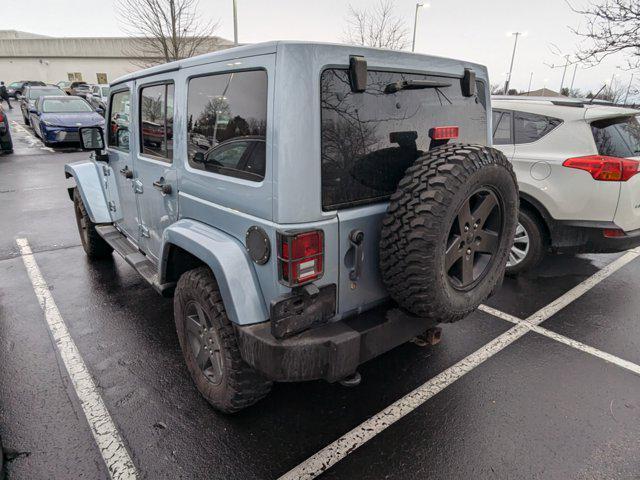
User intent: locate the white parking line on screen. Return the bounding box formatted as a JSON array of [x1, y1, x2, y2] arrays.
[[280, 249, 640, 480], [16, 238, 138, 480], [10, 120, 54, 152]]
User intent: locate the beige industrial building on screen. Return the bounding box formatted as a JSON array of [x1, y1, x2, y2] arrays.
[[0, 30, 233, 85]]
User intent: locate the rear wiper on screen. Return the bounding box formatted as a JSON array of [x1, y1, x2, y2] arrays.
[[384, 79, 452, 94]]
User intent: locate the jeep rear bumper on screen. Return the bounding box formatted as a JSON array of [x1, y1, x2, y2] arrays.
[[235, 305, 436, 383]]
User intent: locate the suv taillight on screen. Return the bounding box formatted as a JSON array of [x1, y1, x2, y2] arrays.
[[277, 230, 324, 287], [0, 111, 4, 122], [563, 155, 640, 182]]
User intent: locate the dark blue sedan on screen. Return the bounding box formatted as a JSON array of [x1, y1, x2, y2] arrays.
[[29, 96, 105, 146]]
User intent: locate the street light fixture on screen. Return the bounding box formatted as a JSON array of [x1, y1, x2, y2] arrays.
[[504, 31, 524, 95], [411, 3, 428, 53]]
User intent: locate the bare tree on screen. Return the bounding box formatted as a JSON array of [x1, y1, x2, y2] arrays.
[[490, 83, 505, 95], [344, 0, 409, 50], [116, 0, 220, 66], [568, 0, 640, 68]]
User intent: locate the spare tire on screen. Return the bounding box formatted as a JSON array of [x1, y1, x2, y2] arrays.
[[380, 144, 518, 322]]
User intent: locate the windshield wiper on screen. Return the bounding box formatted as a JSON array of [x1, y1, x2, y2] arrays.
[[384, 79, 452, 94]]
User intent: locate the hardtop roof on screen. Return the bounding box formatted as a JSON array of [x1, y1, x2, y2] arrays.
[[111, 40, 488, 86]]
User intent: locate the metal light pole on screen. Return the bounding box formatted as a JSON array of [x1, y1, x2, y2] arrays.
[[504, 32, 522, 95], [527, 72, 533, 95], [625, 73, 635, 105], [232, 0, 238, 46], [570, 63, 578, 91], [411, 3, 424, 52], [559, 55, 570, 93]]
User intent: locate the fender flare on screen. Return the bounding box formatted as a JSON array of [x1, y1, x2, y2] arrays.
[[64, 160, 111, 223], [160, 219, 268, 325]]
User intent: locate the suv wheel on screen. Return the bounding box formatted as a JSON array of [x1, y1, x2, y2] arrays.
[[380, 144, 518, 322], [174, 267, 272, 413], [505, 209, 546, 276], [73, 188, 113, 259]]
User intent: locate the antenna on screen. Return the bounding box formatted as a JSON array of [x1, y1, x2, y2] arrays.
[[589, 84, 607, 104]]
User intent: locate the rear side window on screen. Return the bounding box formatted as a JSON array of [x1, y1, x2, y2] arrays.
[[321, 69, 487, 210], [514, 111, 562, 144], [139, 83, 174, 161], [108, 90, 130, 151], [187, 70, 267, 181], [492, 110, 513, 145], [591, 115, 640, 158]]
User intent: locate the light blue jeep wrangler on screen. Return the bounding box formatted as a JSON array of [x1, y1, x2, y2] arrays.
[[66, 42, 518, 413]]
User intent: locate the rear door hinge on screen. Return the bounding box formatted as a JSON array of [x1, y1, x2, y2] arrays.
[[132, 179, 143, 194], [108, 201, 117, 212], [138, 224, 150, 238]]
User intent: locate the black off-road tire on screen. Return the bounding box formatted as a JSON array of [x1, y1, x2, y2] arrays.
[[72, 188, 113, 259], [174, 267, 272, 413], [505, 208, 546, 276], [380, 144, 518, 322], [23, 114, 29, 126]]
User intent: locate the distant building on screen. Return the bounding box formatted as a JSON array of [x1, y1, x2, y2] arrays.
[[518, 88, 562, 97], [0, 30, 233, 84]]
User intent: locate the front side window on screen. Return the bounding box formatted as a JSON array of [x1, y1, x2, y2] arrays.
[[592, 115, 640, 158], [187, 70, 267, 181], [513, 111, 562, 144], [139, 83, 174, 161], [321, 68, 487, 210], [492, 110, 513, 145], [109, 90, 130, 151]]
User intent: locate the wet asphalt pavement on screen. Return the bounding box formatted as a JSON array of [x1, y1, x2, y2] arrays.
[[1, 105, 640, 479]]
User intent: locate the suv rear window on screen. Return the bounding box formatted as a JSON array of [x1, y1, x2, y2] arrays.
[[591, 115, 640, 158], [320, 69, 487, 210]]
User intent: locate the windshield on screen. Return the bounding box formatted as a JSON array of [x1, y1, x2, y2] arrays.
[[100, 87, 109, 97], [28, 88, 64, 99], [592, 115, 640, 158], [10, 82, 20, 88], [42, 98, 93, 113], [76, 84, 90, 90], [321, 68, 487, 210]]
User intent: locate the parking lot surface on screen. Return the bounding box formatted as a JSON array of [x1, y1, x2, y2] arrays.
[[1, 105, 640, 479]]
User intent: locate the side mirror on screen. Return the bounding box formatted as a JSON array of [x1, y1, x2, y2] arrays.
[[193, 151, 205, 163], [96, 106, 105, 116], [79, 126, 105, 152]]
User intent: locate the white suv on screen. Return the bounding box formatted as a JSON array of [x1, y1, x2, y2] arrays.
[[492, 96, 640, 274]]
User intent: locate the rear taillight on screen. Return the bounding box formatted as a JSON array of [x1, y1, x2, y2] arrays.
[[277, 230, 324, 287], [429, 126, 459, 140], [603, 228, 626, 238], [563, 155, 640, 182], [0, 112, 4, 122]]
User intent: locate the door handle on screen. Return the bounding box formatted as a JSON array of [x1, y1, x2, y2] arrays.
[[153, 178, 172, 195], [349, 229, 365, 281], [119, 166, 133, 179]]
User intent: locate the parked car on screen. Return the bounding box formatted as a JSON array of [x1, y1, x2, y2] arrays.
[[492, 96, 640, 274], [56, 81, 72, 90], [19, 85, 66, 125], [7, 80, 46, 98], [29, 96, 104, 146], [0, 104, 13, 153], [66, 82, 91, 98], [66, 42, 518, 413], [86, 84, 109, 114]]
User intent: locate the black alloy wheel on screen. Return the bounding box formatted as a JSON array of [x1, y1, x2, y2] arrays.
[[184, 300, 224, 386], [445, 187, 503, 290]]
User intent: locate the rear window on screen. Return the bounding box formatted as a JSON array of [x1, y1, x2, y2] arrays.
[[591, 115, 640, 158], [28, 88, 64, 99], [320, 68, 487, 210]]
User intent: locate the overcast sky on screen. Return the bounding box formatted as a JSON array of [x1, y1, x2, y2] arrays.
[[2, 0, 634, 96]]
